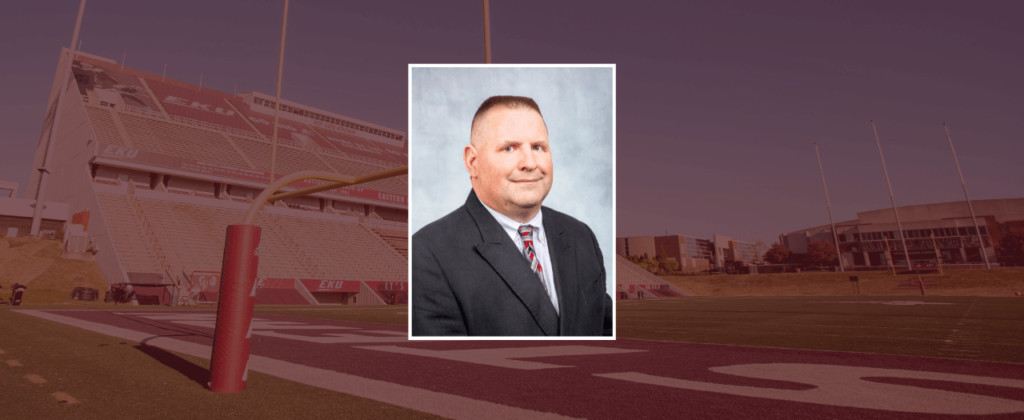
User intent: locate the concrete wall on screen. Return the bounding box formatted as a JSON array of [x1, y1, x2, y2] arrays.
[[653, 236, 683, 260], [620, 236, 656, 259], [0, 216, 64, 238], [0, 197, 68, 221], [38, 77, 133, 287]]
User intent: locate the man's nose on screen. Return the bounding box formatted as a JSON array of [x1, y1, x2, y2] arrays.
[[519, 147, 538, 171]]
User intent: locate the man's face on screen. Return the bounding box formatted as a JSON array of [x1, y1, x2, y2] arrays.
[[466, 107, 553, 221]]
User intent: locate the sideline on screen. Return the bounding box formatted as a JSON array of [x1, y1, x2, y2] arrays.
[[14, 309, 576, 420]]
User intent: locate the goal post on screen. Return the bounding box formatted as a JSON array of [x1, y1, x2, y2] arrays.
[[209, 166, 407, 393]]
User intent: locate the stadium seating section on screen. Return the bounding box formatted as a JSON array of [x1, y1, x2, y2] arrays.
[[616, 255, 689, 298], [83, 100, 410, 299], [93, 104, 407, 192], [119, 113, 253, 169], [100, 191, 406, 278]]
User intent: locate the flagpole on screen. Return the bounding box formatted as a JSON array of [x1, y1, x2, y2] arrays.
[[944, 123, 991, 269], [871, 121, 912, 271], [30, 0, 87, 236], [482, 0, 492, 64], [269, 0, 289, 183], [815, 143, 844, 272]]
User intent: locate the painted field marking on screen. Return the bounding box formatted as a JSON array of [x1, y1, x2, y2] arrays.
[[135, 313, 357, 331], [6, 360, 22, 367], [25, 374, 47, 384], [256, 331, 408, 343], [938, 298, 983, 358], [361, 330, 407, 336], [255, 307, 399, 311], [354, 345, 645, 370], [17, 310, 575, 420], [52, 392, 80, 404], [597, 363, 1024, 415], [133, 312, 402, 343], [810, 301, 957, 306]]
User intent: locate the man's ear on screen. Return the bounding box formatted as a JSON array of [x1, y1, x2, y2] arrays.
[[464, 144, 478, 179]]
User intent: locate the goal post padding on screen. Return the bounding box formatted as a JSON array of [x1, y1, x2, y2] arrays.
[[209, 225, 261, 393]]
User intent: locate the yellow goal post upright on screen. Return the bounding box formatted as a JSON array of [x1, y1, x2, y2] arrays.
[[209, 166, 407, 393]]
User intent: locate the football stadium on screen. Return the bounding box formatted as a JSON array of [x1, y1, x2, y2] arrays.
[[780, 198, 1024, 268], [3, 4, 1024, 419], [16, 49, 409, 307]]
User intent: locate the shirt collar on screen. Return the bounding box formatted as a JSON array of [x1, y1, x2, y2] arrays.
[[476, 193, 544, 241]]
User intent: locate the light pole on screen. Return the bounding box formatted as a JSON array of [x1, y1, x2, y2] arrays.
[[815, 143, 844, 272], [30, 0, 87, 236], [871, 121, 912, 271]]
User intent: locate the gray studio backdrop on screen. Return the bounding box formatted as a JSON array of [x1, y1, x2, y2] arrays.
[[409, 66, 615, 294]]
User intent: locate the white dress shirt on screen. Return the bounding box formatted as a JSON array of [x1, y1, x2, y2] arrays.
[[478, 196, 560, 314]]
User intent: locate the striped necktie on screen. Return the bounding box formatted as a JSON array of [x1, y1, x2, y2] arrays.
[[517, 225, 548, 294]]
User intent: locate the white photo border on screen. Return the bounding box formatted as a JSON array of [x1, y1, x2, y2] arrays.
[[406, 63, 617, 341]]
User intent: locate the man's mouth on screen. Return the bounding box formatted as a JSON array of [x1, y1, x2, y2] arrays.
[[511, 178, 541, 183]]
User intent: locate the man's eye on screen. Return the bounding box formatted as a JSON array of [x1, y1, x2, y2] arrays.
[[502, 146, 515, 152], [533, 145, 545, 151]]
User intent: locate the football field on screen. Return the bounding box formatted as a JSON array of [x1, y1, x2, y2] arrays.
[[2, 296, 1023, 419]]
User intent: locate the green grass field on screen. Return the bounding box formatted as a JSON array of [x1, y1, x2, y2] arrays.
[[660, 268, 1024, 297], [618, 295, 1024, 364], [4, 234, 1023, 419], [0, 305, 435, 420], [3, 295, 1023, 418]]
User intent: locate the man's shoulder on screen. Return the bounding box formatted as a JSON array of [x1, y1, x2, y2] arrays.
[[542, 206, 595, 238], [412, 204, 474, 245]]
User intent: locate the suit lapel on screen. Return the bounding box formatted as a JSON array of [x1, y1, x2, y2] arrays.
[[545, 212, 576, 335], [465, 191, 559, 336]]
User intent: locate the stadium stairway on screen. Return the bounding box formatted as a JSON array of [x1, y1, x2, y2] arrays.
[[369, 226, 408, 258], [95, 193, 166, 274]]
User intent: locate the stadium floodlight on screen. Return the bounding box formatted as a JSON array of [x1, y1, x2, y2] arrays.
[[209, 166, 407, 393], [871, 121, 912, 271], [814, 143, 844, 272], [30, 0, 86, 237], [944, 123, 991, 269], [483, 0, 492, 63], [269, 0, 290, 182]]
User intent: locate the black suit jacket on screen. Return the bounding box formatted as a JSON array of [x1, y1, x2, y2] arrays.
[[412, 190, 613, 336]]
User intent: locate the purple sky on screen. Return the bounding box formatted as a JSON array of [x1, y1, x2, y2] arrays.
[[2, 1, 1021, 244]]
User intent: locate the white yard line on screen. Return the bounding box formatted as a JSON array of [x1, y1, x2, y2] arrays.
[[15, 310, 576, 420]]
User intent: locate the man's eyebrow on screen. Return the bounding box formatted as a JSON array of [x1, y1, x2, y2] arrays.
[[495, 140, 520, 149], [496, 139, 548, 149]]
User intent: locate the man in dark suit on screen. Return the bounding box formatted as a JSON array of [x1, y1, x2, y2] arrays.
[[412, 96, 613, 337]]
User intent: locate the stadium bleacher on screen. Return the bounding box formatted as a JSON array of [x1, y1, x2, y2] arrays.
[[616, 255, 689, 299], [47, 56, 411, 305], [118, 112, 253, 169], [84, 107, 126, 146], [371, 226, 408, 257], [95, 193, 165, 274], [59, 55, 684, 308]]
